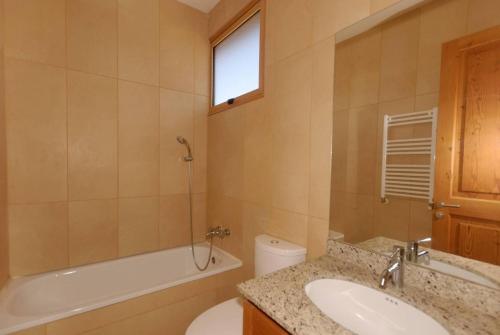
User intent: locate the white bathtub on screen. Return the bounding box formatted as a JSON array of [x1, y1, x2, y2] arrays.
[[0, 243, 242, 334]]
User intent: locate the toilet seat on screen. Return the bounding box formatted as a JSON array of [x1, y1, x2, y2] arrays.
[[186, 297, 243, 335]]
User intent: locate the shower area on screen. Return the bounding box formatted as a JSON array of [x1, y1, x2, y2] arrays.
[[0, 0, 242, 334]]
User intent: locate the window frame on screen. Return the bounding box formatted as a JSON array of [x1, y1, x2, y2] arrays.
[[209, 0, 266, 115]]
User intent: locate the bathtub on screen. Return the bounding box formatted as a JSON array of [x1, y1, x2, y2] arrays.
[[0, 243, 242, 334]]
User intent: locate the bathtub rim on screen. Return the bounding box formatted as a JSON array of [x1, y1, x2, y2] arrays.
[[0, 243, 242, 335]]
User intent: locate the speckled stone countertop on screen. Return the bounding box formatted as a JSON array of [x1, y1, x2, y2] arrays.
[[357, 236, 500, 288], [238, 241, 500, 335]]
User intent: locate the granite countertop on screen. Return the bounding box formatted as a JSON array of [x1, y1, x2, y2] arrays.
[[357, 236, 500, 288], [238, 244, 500, 335]]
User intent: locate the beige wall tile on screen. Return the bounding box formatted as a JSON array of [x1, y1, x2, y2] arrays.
[[242, 100, 272, 206], [159, 89, 194, 196], [2, 0, 210, 280], [331, 108, 348, 193], [215, 196, 243, 259], [341, 105, 378, 195], [68, 71, 118, 201], [267, 208, 308, 247], [193, 95, 208, 194], [370, 0, 400, 14], [208, 0, 226, 37], [224, 0, 251, 19], [12, 326, 46, 335], [307, 217, 329, 260], [379, 11, 420, 102], [159, 194, 190, 248], [4, 0, 66, 66], [192, 193, 207, 241], [118, 81, 159, 197], [331, 192, 374, 243], [5, 58, 67, 204], [9, 203, 68, 276], [416, 0, 468, 95], [415, 93, 438, 112], [267, 0, 313, 65], [333, 41, 352, 111], [159, 192, 205, 249], [194, 11, 210, 97], [349, 28, 382, 108], [269, 51, 312, 214], [67, 0, 118, 76], [309, 38, 334, 219], [467, 0, 500, 34], [82, 291, 216, 335], [373, 197, 411, 241], [118, 0, 159, 85], [409, 200, 432, 241], [312, 0, 370, 43], [119, 197, 159, 257], [159, 0, 195, 92], [69, 199, 118, 266], [207, 106, 245, 199]]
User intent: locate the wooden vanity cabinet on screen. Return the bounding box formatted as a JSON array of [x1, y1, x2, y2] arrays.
[[243, 300, 290, 335]]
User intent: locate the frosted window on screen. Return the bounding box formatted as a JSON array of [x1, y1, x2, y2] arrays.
[[213, 12, 261, 106]]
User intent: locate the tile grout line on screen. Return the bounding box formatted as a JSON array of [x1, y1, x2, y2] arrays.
[[115, 0, 120, 258], [2, 55, 210, 99], [157, 0, 162, 250], [65, 0, 70, 268]]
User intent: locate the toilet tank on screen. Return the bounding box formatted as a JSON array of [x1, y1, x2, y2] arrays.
[[254, 234, 307, 277]]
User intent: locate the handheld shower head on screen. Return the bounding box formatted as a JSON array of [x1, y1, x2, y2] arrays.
[[176, 136, 193, 161]]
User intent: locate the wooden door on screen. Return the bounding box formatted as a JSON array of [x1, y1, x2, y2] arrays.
[[433, 25, 500, 265]]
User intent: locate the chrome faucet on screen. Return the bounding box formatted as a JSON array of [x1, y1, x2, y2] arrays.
[[406, 237, 431, 264], [379, 246, 405, 289], [206, 226, 231, 240]]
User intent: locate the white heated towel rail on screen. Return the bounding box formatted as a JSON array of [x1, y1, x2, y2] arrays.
[[380, 108, 438, 205]]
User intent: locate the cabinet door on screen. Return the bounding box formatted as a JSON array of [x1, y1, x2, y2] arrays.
[[243, 300, 289, 335]]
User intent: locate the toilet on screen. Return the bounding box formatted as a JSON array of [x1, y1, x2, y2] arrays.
[[186, 234, 307, 335]]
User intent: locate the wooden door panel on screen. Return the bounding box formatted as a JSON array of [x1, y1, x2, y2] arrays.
[[434, 25, 500, 264], [460, 41, 500, 195], [456, 221, 500, 265]]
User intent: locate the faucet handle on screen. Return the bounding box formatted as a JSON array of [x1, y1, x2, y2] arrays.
[[417, 237, 431, 244], [389, 245, 405, 262]]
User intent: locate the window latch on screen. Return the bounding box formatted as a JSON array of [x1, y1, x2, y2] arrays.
[[227, 98, 235, 105]]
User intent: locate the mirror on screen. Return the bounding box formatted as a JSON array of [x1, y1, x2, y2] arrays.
[[329, 0, 500, 290]]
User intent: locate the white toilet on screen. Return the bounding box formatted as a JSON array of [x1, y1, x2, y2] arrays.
[[186, 234, 307, 335]]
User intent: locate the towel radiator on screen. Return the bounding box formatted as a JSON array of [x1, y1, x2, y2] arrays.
[[380, 108, 438, 205]]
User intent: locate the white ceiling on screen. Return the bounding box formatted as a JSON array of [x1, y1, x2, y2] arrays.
[[177, 0, 220, 13]]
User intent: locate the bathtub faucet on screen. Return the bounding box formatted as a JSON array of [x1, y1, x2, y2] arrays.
[[206, 226, 231, 240]]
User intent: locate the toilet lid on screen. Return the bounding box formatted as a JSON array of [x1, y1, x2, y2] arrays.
[[186, 297, 243, 335]]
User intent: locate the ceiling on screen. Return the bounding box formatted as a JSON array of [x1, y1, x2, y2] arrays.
[[177, 0, 220, 13]]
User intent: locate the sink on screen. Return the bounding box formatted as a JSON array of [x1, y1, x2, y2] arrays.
[[382, 252, 499, 289], [305, 279, 449, 335]]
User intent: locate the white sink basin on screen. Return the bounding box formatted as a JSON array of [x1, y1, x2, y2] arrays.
[[305, 279, 449, 335]]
